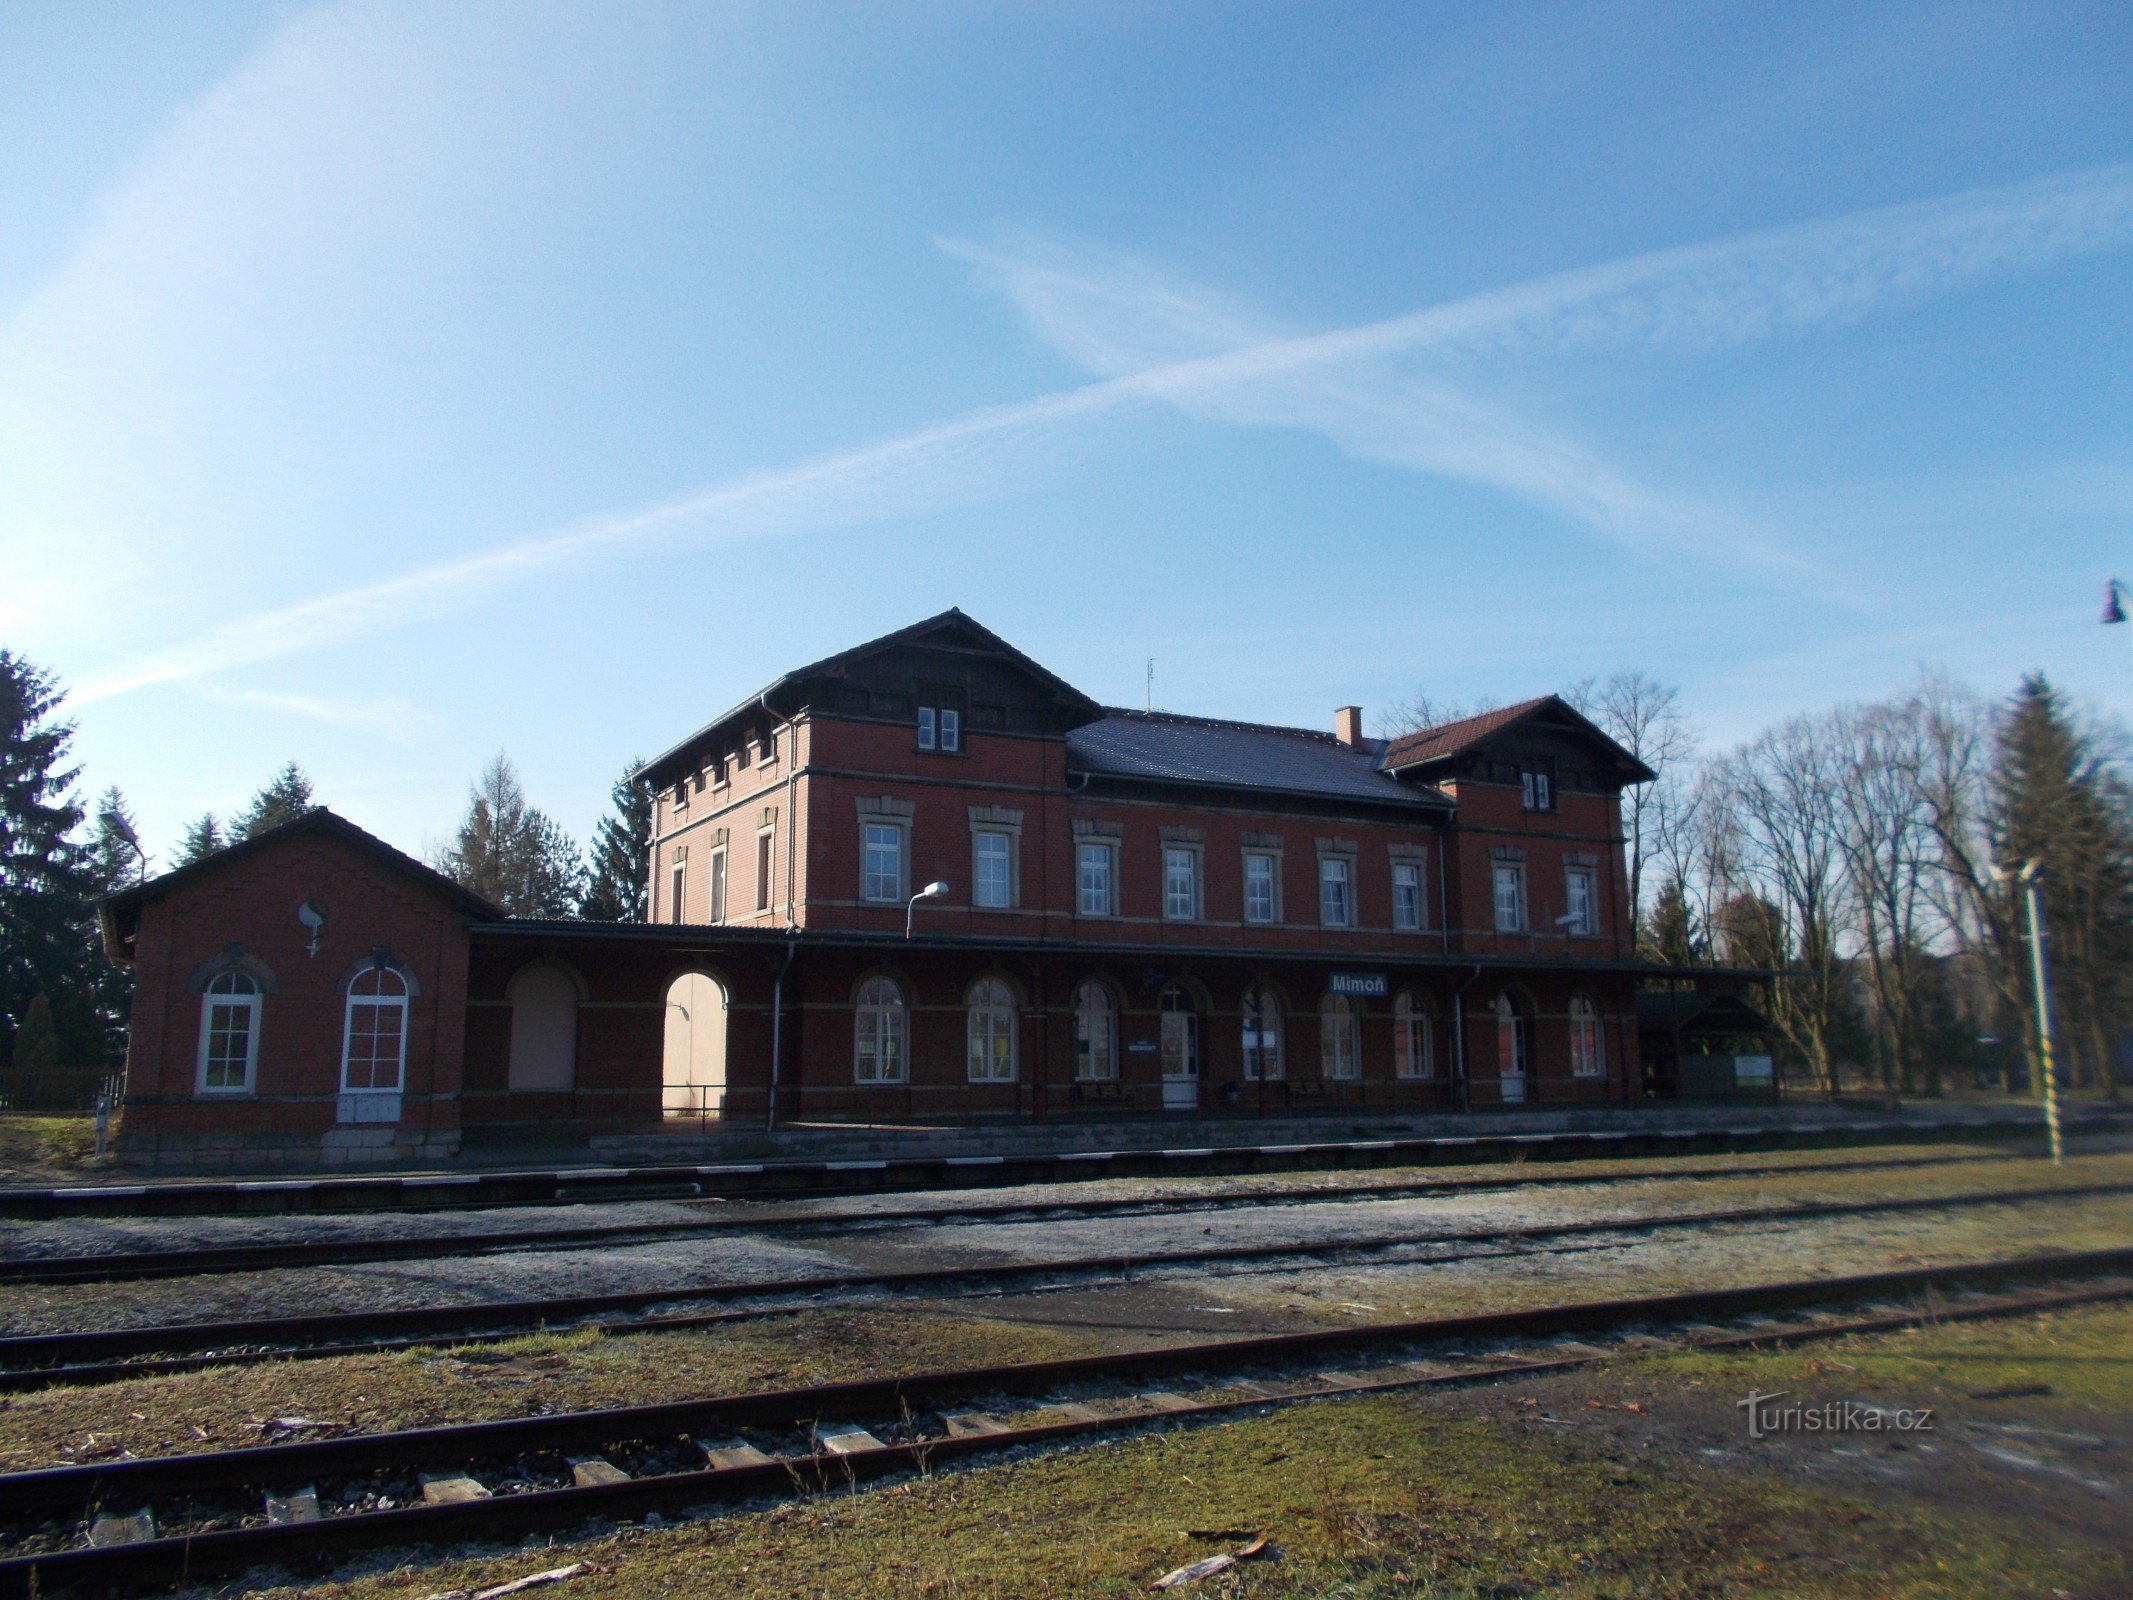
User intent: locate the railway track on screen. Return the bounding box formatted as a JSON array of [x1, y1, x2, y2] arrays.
[[2, 1245, 2127, 1598], [0, 1147, 2049, 1288], [3, 1179, 2124, 1392]]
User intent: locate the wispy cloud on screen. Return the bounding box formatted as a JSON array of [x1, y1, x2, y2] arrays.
[[75, 162, 2133, 701], [194, 685, 432, 738]]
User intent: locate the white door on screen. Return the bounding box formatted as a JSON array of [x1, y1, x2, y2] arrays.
[[663, 972, 728, 1118], [1159, 991, 1198, 1111], [1497, 996, 1527, 1105]]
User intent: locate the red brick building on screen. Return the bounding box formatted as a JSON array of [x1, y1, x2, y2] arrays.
[[104, 610, 1663, 1168]]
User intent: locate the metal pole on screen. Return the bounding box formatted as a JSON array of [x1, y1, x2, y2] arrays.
[[2017, 862, 2064, 1166]]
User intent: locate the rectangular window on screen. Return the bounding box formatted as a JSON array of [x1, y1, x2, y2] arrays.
[[1392, 861, 1424, 931], [1492, 863, 1526, 932], [863, 823, 903, 903], [940, 708, 961, 752], [756, 831, 774, 913], [1243, 853, 1277, 924], [1521, 769, 1553, 811], [1163, 846, 1199, 921], [1319, 856, 1353, 927], [669, 853, 686, 925], [917, 707, 937, 750], [708, 849, 727, 922], [1565, 867, 1596, 936], [974, 831, 1012, 908], [1077, 842, 1114, 916]]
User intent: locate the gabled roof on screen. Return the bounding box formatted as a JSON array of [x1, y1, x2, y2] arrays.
[[1378, 695, 1655, 784], [99, 808, 505, 963], [637, 608, 1102, 786], [1068, 710, 1451, 812]]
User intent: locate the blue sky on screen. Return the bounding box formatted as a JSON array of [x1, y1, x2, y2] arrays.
[[4, 1, 2131, 862]]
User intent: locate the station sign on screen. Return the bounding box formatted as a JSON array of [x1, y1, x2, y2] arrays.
[[1328, 972, 1388, 998]]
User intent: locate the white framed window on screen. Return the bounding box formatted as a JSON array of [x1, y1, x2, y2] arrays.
[[1521, 768, 1553, 811], [1320, 993, 1360, 1080], [973, 830, 1013, 909], [1570, 994, 1605, 1077], [1073, 982, 1117, 1081], [342, 967, 409, 1094], [708, 848, 727, 922], [917, 707, 937, 750], [755, 829, 775, 913], [1318, 856, 1353, 927], [1496, 993, 1529, 1078], [197, 971, 261, 1094], [668, 848, 687, 925], [1163, 846, 1199, 921], [862, 823, 904, 904], [854, 977, 907, 1083], [1393, 991, 1434, 1080], [1392, 861, 1424, 931], [966, 977, 1017, 1082], [1492, 863, 1526, 933], [1077, 842, 1115, 916], [1241, 985, 1284, 1082], [1565, 867, 1596, 937], [1243, 852, 1278, 924], [940, 708, 961, 752], [1159, 985, 1198, 1080]]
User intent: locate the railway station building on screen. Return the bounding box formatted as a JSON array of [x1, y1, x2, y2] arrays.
[[102, 610, 1723, 1170]]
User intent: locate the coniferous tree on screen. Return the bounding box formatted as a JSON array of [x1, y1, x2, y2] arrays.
[[1641, 875, 1702, 966], [433, 754, 585, 917], [579, 760, 651, 921], [232, 764, 316, 839], [175, 815, 224, 865], [3, 993, 59, 1107]]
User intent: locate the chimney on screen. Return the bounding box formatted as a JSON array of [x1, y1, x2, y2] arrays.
[[1335, 705, 1364, 746]]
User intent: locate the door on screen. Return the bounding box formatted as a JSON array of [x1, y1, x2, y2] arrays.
[[663, 972, 728, 1119], [1496, 994, 1527, 1105], [1159, 987, 1198, 1111]]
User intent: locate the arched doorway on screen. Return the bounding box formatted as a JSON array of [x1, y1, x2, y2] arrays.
[[663, 971, 729, 1120], [1158, 984, 1199, 1110]]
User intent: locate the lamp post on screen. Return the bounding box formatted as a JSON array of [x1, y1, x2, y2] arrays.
[[906, 880, 950, 939], [2014, 860, 2064, 1167], [98, 810, 146, 886]]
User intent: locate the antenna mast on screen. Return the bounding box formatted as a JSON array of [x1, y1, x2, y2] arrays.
[[1145, 657, 1154, 713]]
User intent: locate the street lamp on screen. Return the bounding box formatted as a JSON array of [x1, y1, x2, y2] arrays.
[[2005, 860, 2064, 1167], [2103, 579, 2131, 627], [98, 810, 146, 886], [906, 880, 950, 938]]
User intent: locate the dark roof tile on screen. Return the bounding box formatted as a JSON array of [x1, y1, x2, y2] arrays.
[[1068, 711, 1447, 809]]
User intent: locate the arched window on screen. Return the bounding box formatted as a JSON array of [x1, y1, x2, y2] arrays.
[[198, 971, 261, 1095], [1393, 991, 1434, 1080], [1158, 985, 1198, 1081], [967, 977, 1017, 1083], [342, 967, 409, 1095], [1570, 994, 1604, 1078], [854, 977, 908, 1084], [508, 966, 578, 1092], [1495, 992, 1528, 1102], [1241, 985, 1284, 1082], [1073, 982, 1117, 1081], [1320, 993, 1360, 1080]]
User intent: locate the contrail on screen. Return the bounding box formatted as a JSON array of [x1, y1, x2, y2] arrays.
[[75, 161, 2133, 703]]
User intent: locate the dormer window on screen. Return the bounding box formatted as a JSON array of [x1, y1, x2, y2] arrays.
[[1521, 766, 1554, 812]]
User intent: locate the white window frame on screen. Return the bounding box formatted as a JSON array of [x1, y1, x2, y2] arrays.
[[668, 849, 687, 925], [973, 829, 1014, 909], [854, 977, 908, 1084], [1320, 994, 1360, 1080], [862, 822, 906, 904], [1570, 994, 1605, 1077], [1162, 845, 1200, 922], [340, 967, 409, 1096], [917, 707, 937, 751], [939, 707, 961, 752], [966, 977, 1018, 1082], [707, 847, 727, 923], [1241, 986, 1284, 1082], [1492, 863, 1526, 933], [1076, 841, 1116, 917], [1073, 982, 1117, 1081], [1318, 855, 1353, 928], [1496, 992, 1529, 1078], [1393, 991, 1434, 1080], [1243, 852, 1279, 924], [1522, 769, 1553, 811], [1391, 860, 1425, 932], [196, 972, 261, 1095], [1565, 866, 1597, 937]]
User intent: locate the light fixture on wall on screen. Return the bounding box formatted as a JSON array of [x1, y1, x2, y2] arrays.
[[297, 900, 328, 958]]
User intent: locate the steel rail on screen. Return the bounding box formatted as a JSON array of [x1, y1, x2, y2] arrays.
[[0, 1247, 2128, 1598], [5, 1110, 2108, 1221], [0, 1148, 2041, 1288], [1, 1179, 2125, 1389]]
